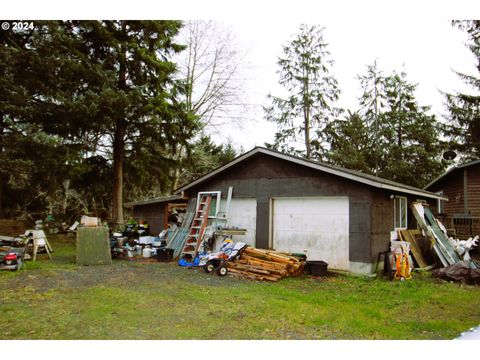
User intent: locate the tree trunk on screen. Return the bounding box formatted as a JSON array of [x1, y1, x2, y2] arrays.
[[0, 176, 4, 219], [112, 22, 127, 226], [112, 122, 125, 225], [171, 144, 184, 192], [303, 76, 311, 159], [0, 114, 5, 218], [304, 108, 311, 159]]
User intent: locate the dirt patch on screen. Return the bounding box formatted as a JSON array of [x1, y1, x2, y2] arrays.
[[0, 219, 28, 236]]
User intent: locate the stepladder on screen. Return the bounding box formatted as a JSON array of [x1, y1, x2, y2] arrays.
[[181, 194, 212, 261]]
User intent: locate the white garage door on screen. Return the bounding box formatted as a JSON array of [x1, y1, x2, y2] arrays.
[[273, 197, 349, 271], [216, 198, 257, 248]]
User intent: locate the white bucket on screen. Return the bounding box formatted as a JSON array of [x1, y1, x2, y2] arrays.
[[142, 247, 152, 258]]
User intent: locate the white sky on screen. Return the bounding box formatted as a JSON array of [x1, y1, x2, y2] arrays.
[[210, 18, 477, 150], [4, 0, 480, 152]]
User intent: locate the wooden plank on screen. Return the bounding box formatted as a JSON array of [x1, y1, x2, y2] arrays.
[[401, 230, 428, 268], [227, 267, 281, 281], [240, 254, 289, 269], [227, 262, 272, 275], [397, 230, 406, 242], [265, 251, 297, 261], [241, 260, 288, 276], [423, 206, 461, 265], [411, 202, 459, 266]]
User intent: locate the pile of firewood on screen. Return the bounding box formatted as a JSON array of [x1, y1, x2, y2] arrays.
[[226, 246, 305, 282]]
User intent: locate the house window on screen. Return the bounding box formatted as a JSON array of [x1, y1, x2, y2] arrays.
[[394, 196, 407, 229], [436, 191, 445, 214], [196, 191, 221, 218]]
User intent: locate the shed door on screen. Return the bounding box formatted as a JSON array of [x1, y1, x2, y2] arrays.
[[217, 198, 257, 247], [272, 197, 350, 271]]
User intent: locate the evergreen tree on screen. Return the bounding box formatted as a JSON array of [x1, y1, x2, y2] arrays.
[[362, 67, 446, 187], [444, 20, 480, 159], [327, 63, 446, 187], [324, 111, 370, 172], [1, 21, 199, 224], [179, 136, 238, 185], [357, 60, 387, 173], [264, 24, 341, 160]]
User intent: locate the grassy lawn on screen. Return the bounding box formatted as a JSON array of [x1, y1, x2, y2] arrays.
[[1, 234, 479, 340]]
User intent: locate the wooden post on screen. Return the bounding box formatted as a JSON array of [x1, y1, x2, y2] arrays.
[[225, 186, 233, 227]]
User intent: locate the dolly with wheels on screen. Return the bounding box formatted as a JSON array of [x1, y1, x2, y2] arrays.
[[200, 238, 246, 276], [203, 259, 228, 276]]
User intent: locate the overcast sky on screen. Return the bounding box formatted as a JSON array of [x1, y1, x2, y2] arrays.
[[5, 0, 480, 151], [209, 18, 476, 150]]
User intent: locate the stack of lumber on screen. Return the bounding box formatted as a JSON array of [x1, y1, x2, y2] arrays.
[[227, 246, 305, 282]]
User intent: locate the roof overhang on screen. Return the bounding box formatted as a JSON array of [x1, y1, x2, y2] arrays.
[[425, 159, 480, 190], [124, 193, 186, 208], [174, 147, 448, 201]]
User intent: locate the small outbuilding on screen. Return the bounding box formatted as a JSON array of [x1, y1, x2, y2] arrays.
[[124, 194, 189, 235], [170, 147, 446, 275]]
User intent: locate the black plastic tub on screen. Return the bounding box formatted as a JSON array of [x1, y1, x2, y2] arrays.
[[156, 248, 174, 262], [306, 260, 328, 276]]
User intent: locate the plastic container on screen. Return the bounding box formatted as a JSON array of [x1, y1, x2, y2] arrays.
[[81, 216, 98, 227], [142, 247, 152, 258], [307, 260, 328, 276], [157, 248, 174, 262]]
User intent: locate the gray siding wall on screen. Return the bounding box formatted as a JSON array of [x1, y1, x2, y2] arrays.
[[185, 153, 374, 263]]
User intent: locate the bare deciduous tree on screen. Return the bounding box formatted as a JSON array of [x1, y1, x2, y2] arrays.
[[176, 20, 249, 134], [170, 21, 249, 190]]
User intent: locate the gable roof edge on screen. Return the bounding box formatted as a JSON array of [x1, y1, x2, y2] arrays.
[[174, 147, 447, 201], [424, 159, 480, 190]]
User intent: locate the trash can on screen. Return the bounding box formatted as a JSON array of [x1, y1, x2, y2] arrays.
[[306, 260, 328, 276], [156, 248, 174, 262]]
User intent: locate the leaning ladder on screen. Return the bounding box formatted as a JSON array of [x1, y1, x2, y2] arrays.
[[181, 194, 212, 260]]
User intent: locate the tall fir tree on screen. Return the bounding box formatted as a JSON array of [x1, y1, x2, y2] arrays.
[[324, 111, 370, 172], [379, 70, 445, 186], [357, 60, 387, 173], [264, 24, 341, 160], [444, 20, 480, 160], [327, 63, 446, 188], [1, 21, 199, 223]]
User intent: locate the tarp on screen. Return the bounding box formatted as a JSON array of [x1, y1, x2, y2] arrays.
[[432, 261, 480, 284]]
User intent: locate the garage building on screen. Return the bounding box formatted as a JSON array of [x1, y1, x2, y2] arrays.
[[131, 147, 447, 275]]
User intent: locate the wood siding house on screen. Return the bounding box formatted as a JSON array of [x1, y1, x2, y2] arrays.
[[425, 159, 480, 238]]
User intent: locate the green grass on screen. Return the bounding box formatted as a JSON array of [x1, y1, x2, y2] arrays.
[[1, 234, 479, 339]]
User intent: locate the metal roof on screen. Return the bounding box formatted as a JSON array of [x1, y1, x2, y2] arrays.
[[173, 147, 448, 201], [123, 194, 185, 208], [424, 159, 480, 190]]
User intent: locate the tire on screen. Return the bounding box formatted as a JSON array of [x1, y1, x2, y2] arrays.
[[216, 264, 228, 276], [204, 260, 216, 273]]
